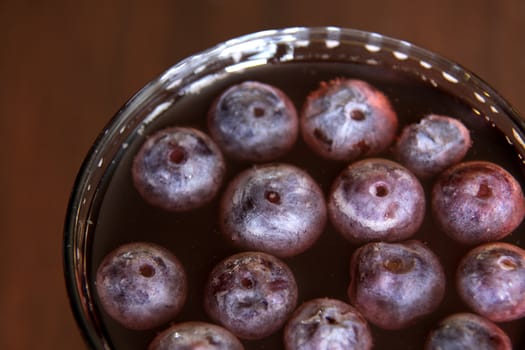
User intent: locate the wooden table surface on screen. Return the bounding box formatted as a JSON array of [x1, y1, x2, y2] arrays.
[[1, 1, 524, 349]]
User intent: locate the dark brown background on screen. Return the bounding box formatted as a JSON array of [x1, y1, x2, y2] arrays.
[[1, 0, 524, 349]]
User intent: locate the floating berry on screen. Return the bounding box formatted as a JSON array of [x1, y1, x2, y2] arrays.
[[348, 240, 445, 330], [329, 158, 425, 244], [148, 322, 244, 350], [301, 78, 398, 161], [204, 251, 298, 339], [394, 114, 471, 178], [284, 298, 372, 350], [208, 81, 298, 162], [457, 242, 525, 322], [132, 127, 225, 212], [220, 163, 326, 257], [425, 313, 511, 350], [432, 161, 525, 244], [95, 242, 187, 330]]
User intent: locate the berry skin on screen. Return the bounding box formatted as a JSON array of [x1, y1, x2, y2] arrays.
[[220, 163, 326, 257], [425, 313, 512, 350], [394, 114, 471, 179], [328, 158, 425, 244], [208, 81, 298, 162], [348, 240, 445, 330], [132, 127, 226, 212], [432, 161, 525, 245], [148, 322, 244, 350], [204, 251, 298, 339], [284, 298, 372, 350], [301, 78, 398, 161], [95, 242, 187, 330], [456, 242, 525, 322]]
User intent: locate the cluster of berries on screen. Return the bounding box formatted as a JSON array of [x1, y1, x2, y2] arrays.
[[95, 79, 525, 349]]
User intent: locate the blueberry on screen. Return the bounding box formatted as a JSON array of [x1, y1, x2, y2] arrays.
[[204, 251, 298, 339], [148, 322, 244, 350], [208, 81, 298, 162], [348, 240, 445, 330], [394, 114, 471, 178], [301, 78, 398, 161], [95, 242, 187, 330], [425, 313, 512, 350], [132, 127, 226, 212], [432, 161, 525, 244], [220, 163, 326, 257], [457, 242, 525, 322], [284, 298, 372, 350], [328, 158, 425, 244]]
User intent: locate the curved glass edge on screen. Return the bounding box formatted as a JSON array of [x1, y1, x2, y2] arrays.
[[63, 26, 525, 349], [63, 78, 165, 349], [158, 26, 522, 123], [64, 182, 103, 349]]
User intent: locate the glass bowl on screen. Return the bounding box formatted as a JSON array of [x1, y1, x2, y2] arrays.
[[64, 26, 525, 349]]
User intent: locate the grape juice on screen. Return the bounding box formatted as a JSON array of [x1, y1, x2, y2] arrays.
[[88, 61, 525, 349]]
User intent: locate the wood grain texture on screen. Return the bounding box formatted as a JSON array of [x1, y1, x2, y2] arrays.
[[0, 1, 524, 349]]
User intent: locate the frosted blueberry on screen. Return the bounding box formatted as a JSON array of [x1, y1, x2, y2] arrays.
[[204, 251, 298, 339], [394, 114, 471, 179], [329, 158, 425, 244], [432, 161, 525, 244], [208, 81, 298, 162], [220, 163, 326, 257], [148, 322, 244, 350], [425, 313, 511, 350], [95, 242, 187, 330], [457, 242, 525, 322], [132, 127, 225, 212], [284, 298, 372, 350], [348, 240, 445, 330], [301, 78, 398, 161]]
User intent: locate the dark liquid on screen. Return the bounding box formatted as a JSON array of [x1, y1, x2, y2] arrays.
[[89, 61, 525, 349]]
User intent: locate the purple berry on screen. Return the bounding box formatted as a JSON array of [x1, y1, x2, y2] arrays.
[[348, 240, 445, 330], [301, 78, 398, 161], [284, 298, 372, 350], [220, 163, 326, 257], [457, 242, 525, 322], [148, 322, 244, 350], [432, 161, 525, 244], [394, 114, 471, 178], [132, 127, 226, 212], [425, 313, 512, 350], [328, 158, 425, 244], [204, 251, 298, 339], [95, 242, 187, 330], [208, 81, 298, 162]]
